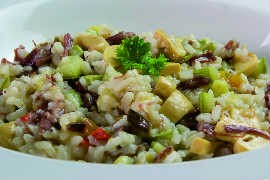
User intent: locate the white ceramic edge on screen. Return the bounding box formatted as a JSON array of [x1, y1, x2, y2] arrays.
[[0, 0, 269, 180]]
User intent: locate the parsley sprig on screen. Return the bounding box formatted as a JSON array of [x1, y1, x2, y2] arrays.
[[117, 36, 167, 76]]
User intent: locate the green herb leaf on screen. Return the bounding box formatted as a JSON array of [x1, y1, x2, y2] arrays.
[[117, 36, 167, 76]]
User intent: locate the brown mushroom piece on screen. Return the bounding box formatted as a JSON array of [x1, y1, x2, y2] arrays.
[[154, 29, 186, 61], [127, 109, 151, 138]]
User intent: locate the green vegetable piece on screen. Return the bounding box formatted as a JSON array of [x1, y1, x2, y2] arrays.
[[114, 156, 134, 164], [199, 92, 215, 113], [79, 75, 103, 87], [211, 80, 229, 97], [103, 66, 122, 81], [198, 38, 216, 52], [57, 56, 83, 79], [155, 128, 174, 139], [151, 141, 166, 153], [194, 67, 220, 81], [64, 89, 83, 109], [0, 76, 10, 90], [117, 36, 167, 76], [251, 57, 267, 77], [69, 45, 84, 56]]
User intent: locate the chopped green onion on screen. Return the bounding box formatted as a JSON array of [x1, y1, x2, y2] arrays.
[[69, 45, 84, 57], [211, 80, 229, 97], [151, 141, 166, 153], [114, 156, 134, 164], [194, 67, 220, 81], [199, 91, 215, 113], [251, 57, 267, 77]]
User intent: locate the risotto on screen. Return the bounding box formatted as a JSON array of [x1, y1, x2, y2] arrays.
[[0, 25, 269, 164]]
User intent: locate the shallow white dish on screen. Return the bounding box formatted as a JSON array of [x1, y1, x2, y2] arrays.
[[0, 0, 269, 179]]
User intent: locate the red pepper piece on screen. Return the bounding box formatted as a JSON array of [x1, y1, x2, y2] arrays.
[[91, 127, 110, 141], [20, 113, 30, 123]]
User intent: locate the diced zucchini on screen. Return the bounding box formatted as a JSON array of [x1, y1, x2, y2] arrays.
[[69, 45, 84, 56], [251, 57, 267, 77], [0, 121, 15, 148], [160, 90, 194, 123], [160, 62, 181, 76], [103, 66, 122, 81], [151, 141, 166, 153], [0, 76, 10, 90], [114, 156, 134, 164], [194, 67, 220, 81], [211, 80, 229, 97], [57, 56, 83, 79], [199, 91, 215, 113], [233, 52, 258, 76], [154, 76, 176, 98], [75, 33, 109, 53], [103, 45, 120, 68], [79, 75, 103, 87], [190, 137, 213, 155]]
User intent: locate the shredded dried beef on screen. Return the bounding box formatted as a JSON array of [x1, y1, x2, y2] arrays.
[[106, 31, 135, 45]]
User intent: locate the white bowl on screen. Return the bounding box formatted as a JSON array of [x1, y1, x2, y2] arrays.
[[0, 0, 269, 179]]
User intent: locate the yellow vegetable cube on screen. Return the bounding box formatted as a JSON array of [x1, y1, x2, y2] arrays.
[[103, 45, 120, 68], [233, 52, 259, 76], [0, 121, 15, 149], [75, 33, 109, 53], [154, 76, 176, 98], [160, 90, 193, 123], [154, 29, 186, 61], [233, 135, 270, 153], [160, 63, 181, 76], [190, 137, 213, 155]]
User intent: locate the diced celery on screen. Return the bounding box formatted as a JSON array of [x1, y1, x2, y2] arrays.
[[103, 66, 122, 81], [69, 45, 84, 56], [0, 76, 10, 90], [211, 80, 229, 97], [79, 75, 103, 87], [221, 61, 231, 70], [86, 25, 111, 38], [199, 91, 215, 113], [198, 38, 216, 52], [251, 57, 267, 77], [80, 61, 92, 75], [57, 56, 83, 79], [64, 89, 83, 109], [151, 141, 166, 153], [154, 128, 174, 139], [114, 156, 134, 164], [194, 67, 220, 81]]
